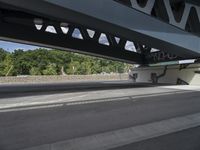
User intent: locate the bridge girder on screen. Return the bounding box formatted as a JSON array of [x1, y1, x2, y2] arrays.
[[0, 0, 199, 64]]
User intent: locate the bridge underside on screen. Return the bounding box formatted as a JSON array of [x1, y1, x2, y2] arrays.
[[0, 0, 199, 65]]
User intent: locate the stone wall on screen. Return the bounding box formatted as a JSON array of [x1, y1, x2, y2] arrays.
[[0, 74, 129, 84]]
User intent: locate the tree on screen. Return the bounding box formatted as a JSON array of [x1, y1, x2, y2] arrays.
[[78, 61, 92, 75], [3, 54, 14, 76], [0, 53, 14, 76], [67, 61, 80, 75], [42, 64, 57, 75], [0, 47, 130, 76], [30, 67, 42, 75], [0, 48, 8, 60]]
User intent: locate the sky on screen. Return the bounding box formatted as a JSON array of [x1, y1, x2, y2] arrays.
[[0, 40, 39, 52]]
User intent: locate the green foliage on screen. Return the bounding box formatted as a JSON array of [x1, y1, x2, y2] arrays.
[[29, 67, 41, 75], [0, 49, 14, 76], [0, 48, 8, 61], [3, 54, 14, 76], [42, 64, 57, 75], [0, 48, 131, 76]]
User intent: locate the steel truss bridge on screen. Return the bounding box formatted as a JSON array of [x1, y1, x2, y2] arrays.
[[0, 0, 199, 65]]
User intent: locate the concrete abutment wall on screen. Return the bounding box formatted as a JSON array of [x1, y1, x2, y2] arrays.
[[130, 64, 200, 85]]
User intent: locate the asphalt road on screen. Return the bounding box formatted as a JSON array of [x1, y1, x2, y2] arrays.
[[0, 82, 200, 150], [0, 81, 156, 98], [112, 126, 200, 150]]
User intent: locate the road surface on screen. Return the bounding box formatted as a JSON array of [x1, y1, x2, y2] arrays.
[[0, 81, 200, 150]]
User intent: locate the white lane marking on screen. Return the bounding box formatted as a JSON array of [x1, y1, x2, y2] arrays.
[[0, 94, 88, 110], [0, 104, 64, 113], [161, 85, 200, 91], [66, 97, 128, 106], [131, 90, 193, 102], [0, 90, 195, 112], [59, 94, 89, 101], [66, 90, 193, 106]]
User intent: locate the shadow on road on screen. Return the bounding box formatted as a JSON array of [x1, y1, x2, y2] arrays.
[[0, 81, 171, 99]]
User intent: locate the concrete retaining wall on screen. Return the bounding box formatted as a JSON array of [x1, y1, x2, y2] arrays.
[[0, 74, 129, 84]]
